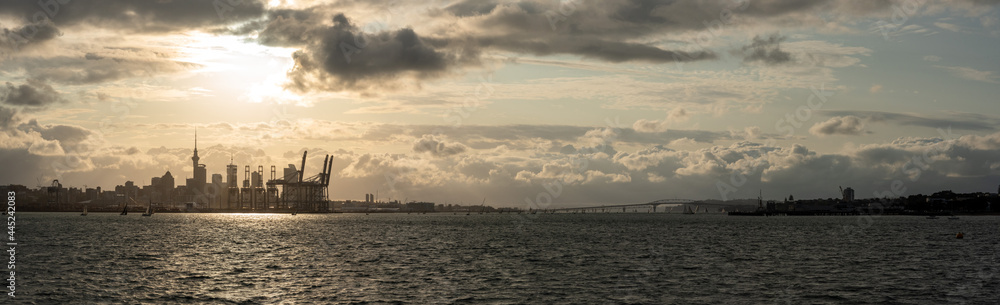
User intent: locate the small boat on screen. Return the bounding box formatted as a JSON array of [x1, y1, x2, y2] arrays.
[[81, 206, 88, 216], [291, 209, 297, 216], [926, 215, 938, 219], [141, 199, 153, 216], [956, 232, 964, 239], [120, 201, 128, 215]]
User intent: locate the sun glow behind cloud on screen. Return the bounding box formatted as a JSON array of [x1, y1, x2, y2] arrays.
[[172, 31, 305, 105]]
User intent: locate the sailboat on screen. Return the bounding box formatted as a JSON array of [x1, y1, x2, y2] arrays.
[[683, 205, 695, 214], [120, 200, 128, 215], [141, 199, 153, 216], [81, 206, 88, 216]]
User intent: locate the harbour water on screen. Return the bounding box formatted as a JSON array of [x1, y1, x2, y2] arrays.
[[15, 213, 1000, 304]]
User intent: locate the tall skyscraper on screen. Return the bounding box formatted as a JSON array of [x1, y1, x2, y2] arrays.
[[212, 174, 224, 208], [160, 171, 174, 203]]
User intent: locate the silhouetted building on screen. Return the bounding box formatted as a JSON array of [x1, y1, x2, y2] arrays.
[[115, 181, 138, 203], [227, 162, 238, 188], [211, 173, 224, 208], [85, 187, 98, 202], [843, 187, 855, 202], [157, 171, 175, 203]]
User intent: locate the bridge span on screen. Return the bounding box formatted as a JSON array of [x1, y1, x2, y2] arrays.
[[549, 199, 697, 213]]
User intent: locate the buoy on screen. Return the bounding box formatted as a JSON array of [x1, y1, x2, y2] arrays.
[[956, 232, 964, 239]]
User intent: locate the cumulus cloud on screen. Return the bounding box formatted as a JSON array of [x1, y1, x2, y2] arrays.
[[632, 108, 689, 133], [810, 116, 867, 136], [412, 134, 469, 157], [632, 119, 670, 133], [0, 78, 64, 107], [4, 116, 1000, 206]]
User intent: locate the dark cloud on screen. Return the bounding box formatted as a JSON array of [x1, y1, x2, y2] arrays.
[[444, 1, 721, 62], [234, 7, 329, 47], [0, 0, 266, 33], [0, 106, 19, 129], [284, 13, 472, 93], [245, 0, 1000, 94], [469, 35, 717, 63], [1, 51, 200, 85], [0, 20, 61, 53], [246, 1, 725, 93], [737, 33, 792, 65], [444, 1, 507, 17], [0, 78, 64, 107]]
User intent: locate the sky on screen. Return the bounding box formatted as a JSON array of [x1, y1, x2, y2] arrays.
[[1, 0, 999, 208]]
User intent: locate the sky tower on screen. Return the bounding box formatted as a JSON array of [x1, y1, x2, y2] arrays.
[[192, 129, 199, 169], [187, 129, 207, 204]]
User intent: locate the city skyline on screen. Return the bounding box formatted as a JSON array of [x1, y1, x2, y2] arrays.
[[2, 1, 1000, 207]]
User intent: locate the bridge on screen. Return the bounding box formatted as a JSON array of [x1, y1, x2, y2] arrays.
[[548, 199, 697, 213]]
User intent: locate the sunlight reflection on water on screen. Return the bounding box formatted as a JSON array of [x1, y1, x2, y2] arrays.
[[16, 213, 1000, 304]]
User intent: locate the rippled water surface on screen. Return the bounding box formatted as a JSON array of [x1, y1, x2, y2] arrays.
[[15, 213, 1000, 304]]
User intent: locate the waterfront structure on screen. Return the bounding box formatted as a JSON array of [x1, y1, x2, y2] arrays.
[[266, 151, 333, 212]]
